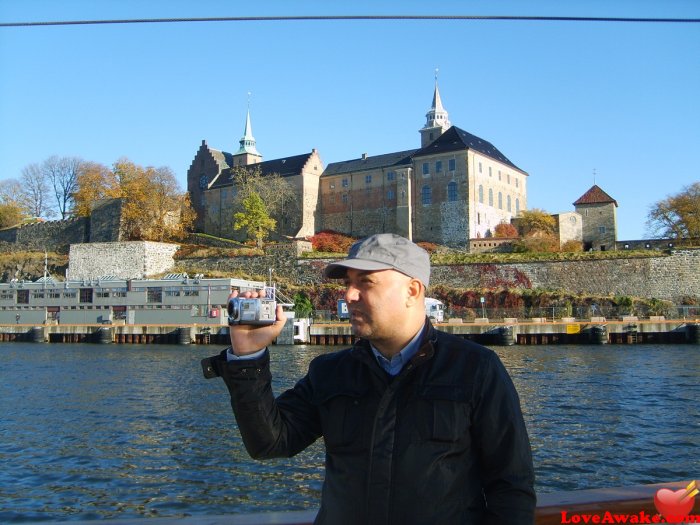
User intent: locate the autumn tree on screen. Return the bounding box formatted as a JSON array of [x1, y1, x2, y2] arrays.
[[0, 202, 24, 228], [516, 208, 556, 236], [231, 166, 297, 236], [646, 182, 700, 239], [233, 191, 276, 248], [111, 159, 192, 241], [0, 180, 26, 228], [42, 156, 82, 219], [72, 158, 193, 241], [493, 222, 519, 238], [71, 162, 117, 217]]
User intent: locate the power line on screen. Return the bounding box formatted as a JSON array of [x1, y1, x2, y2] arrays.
[[2, 14, 700, 28]]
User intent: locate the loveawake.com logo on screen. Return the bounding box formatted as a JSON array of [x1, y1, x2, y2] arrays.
[[560, 480, 699, 523]]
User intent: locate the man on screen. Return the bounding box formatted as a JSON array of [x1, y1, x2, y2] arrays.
[[205, 233, 535, 524]]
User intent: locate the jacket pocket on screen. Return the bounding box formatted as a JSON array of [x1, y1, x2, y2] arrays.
[[314, 388, 369, 452], [415, 384, 471, 443]]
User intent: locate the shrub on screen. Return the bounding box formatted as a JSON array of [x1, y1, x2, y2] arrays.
[[513, 233, 560, 253], [494, 222, 519, 238], [561, 240, 583, 252], [309, 230, 356, 253]]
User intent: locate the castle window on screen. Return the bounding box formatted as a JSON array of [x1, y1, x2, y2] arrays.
[[342, 178, 349, 188], [365, 175, 372, 184], [489, 189, 494, 206], [489, 167, 492, 177], [507, 195, 511, 212], [498, 192, 503, 209], [599, 226, 607, 234], [387, 171, 395, 181], [508, 173, 511, 184], [447, 182, 458, 202], [477, 213, 481, 225], [436, 160, 442, 173], [498, 171, 502, 181], [421, 185, 432, 205], [515, 177, 519, 188], [516, 198, 520, 214], [330, 183, 335, 189], [342, 194, 348, 204], [479, 185, 484, 204], [479, 162, 483, 173], [422, 163, 430, 176], [387, 189, 395, 200], [449, 159, 456, 171]]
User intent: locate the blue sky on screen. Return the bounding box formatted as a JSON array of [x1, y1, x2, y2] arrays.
[[1, 0, 698, 241]]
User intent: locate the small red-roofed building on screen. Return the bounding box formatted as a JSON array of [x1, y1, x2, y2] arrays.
[[573, 185, 618, 251]]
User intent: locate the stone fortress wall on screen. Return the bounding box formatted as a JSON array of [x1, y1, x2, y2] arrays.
[[175, 242, 700, 303]]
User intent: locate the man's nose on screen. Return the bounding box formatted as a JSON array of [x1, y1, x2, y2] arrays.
[[345, 285, 360, 303]]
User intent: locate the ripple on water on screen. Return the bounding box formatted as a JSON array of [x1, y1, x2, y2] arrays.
[[0, 343, 698, 520]]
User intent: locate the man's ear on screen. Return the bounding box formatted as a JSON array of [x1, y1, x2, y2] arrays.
[[406, 278, 424, 307]]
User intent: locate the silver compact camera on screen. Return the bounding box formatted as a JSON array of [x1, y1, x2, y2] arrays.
[[227, 297, 277, 326]]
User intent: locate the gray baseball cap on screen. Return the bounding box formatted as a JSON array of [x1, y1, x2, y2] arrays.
[[323, 233, 430, 287]]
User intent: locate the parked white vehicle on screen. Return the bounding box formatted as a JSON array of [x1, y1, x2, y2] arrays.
[[337, 297, 445, 322], [424, 297, 445, 322]]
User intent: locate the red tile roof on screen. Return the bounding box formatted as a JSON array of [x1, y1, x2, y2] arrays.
[[573, 185, 618, 207]]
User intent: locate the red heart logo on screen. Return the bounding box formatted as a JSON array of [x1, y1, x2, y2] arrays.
[[654, 488, 695, 520]]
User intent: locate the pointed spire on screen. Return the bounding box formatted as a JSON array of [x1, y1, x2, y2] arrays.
[[420, 70, 451, 147], [432, 68, 446, 114], [236, 92, 260, 157]]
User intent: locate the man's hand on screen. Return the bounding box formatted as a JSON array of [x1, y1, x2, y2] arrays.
[[228, 289, 288, 355]]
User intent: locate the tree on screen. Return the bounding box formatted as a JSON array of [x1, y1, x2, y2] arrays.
[[19, 163, 54, 218], [494, 222, 519, 238], [72, 162, 117, 217], [231, 166, 297, 235], [42, 155, 82, 219], [646, 182, 700, 239], [516, 209, 556, 236], [0, 179, 28, 228], [233, 191, 276, 248], [293, 291, 314, 318], [72, 158, 194, 241], [111, 159, 193, 241], [0, 202, 25, 228]]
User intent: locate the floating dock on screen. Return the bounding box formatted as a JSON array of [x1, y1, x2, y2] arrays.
[[309, 318, 700, 346], [0, 318, 698, 345]]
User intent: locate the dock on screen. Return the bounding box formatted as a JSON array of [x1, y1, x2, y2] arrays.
[[1, 317, 698, 345], [310, 318, 700, 346]]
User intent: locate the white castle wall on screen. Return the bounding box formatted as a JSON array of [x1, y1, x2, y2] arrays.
[[67, 242, 179, 280]]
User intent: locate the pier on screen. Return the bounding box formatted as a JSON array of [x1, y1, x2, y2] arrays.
[[310, 318, 700, 346], [1, 317, 698, 346]]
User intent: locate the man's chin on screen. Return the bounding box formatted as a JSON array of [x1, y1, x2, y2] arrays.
[[350, 319, 369, 337]]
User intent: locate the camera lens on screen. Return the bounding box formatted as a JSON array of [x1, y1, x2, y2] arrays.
[[227, 298, 238, 319]]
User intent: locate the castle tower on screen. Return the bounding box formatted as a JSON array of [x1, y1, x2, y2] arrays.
[[420, 74, 451, 147], [232, 105, 262, 167], [574, 184, 618, 251]]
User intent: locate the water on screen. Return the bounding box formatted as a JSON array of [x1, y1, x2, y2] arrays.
[[0, 342, 698, 522]]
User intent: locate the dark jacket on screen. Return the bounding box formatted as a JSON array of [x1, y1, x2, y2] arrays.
[[211, 321, 535, 525]]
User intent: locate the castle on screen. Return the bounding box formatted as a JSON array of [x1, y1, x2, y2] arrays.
[[0, 84, 620, 255], [187, 83, 617, 250]]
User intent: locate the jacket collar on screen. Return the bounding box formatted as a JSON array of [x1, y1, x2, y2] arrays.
[[351, 317, 437, 370]]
